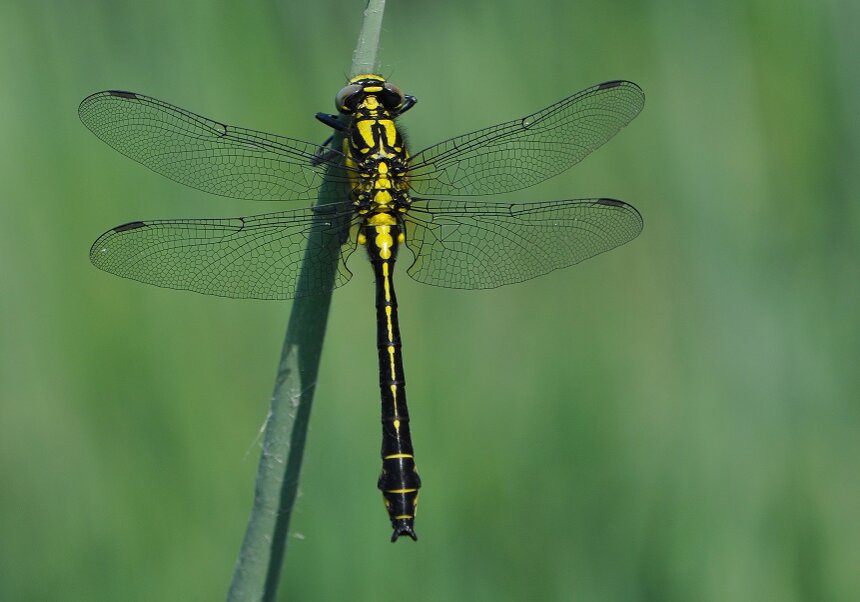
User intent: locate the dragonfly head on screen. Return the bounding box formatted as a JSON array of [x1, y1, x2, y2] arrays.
[[336, 74, 406, 115]]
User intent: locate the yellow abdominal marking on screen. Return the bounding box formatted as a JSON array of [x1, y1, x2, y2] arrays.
[[367, 215, 397, 260], [385, 306, 394, 340], [386, 489, 418, 494], [381, 261, 391, 301], [384, 453, 413, 459], [390, 381, 398, 418], [377, 229, 392, 259], [389, 358, 397, 393]]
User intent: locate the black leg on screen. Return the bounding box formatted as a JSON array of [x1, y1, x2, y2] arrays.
[[315, 112, 345, 131], [398, 96, 417, 116]]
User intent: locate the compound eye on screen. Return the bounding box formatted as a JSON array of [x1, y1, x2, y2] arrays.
[[335, 84, 363, 113], [381, 82, 405, 109]]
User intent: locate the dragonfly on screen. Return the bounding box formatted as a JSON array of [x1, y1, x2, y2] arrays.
[[80, 74, 645, 542]]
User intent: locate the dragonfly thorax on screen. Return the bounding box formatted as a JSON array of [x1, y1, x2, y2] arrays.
[[339, 77, 412, 218], [352, 156, 410, 213]]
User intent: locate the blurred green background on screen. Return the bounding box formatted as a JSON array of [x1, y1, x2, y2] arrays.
[[2, 0, 858, 600]]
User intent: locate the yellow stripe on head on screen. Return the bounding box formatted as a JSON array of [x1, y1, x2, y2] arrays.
[[350, 74, 385, 84]]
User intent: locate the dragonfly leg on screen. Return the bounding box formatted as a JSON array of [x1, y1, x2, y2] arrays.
[[397, 95, 417, 116], [315, 112, 345, 131]]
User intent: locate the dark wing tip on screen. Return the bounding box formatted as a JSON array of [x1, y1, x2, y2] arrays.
[[107, 90, 139, 100], [79, 90, 140, 120], [113, 220, 147, 232], [597, 79, 643, 93], [597, 198, 645, 230], [597, 80, 645, 110]]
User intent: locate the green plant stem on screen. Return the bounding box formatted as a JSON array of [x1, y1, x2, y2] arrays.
[[226, 2, 385, 601], [352, 0, 385, 74]]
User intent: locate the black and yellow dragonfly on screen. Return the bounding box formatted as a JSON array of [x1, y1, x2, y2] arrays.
[[80, 75, 644, 542]]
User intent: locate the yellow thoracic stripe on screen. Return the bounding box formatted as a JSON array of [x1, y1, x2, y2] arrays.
[[380, 120, 396, 145], [383, 453, 414, 459], [357, 119, 375, 148], [385, 489, 418, 494]]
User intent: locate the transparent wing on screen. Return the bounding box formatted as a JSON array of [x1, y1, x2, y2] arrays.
[[403, 197, 642, 289], [407, 80, 644, 197], [79, 90, 350, 201], [90, 205, 358, 300]]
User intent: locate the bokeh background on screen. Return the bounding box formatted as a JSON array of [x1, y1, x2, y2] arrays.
[[2, 1, 858, 600]]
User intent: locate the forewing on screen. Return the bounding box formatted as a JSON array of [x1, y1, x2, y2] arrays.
[[404, 197, 642, 289], [90, 206, 357, 299], [408, 80, 644, 196], [79, 90, 348, 201]]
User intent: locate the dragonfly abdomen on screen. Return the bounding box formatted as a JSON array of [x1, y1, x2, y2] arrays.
[[363, 220, 422, 542]]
